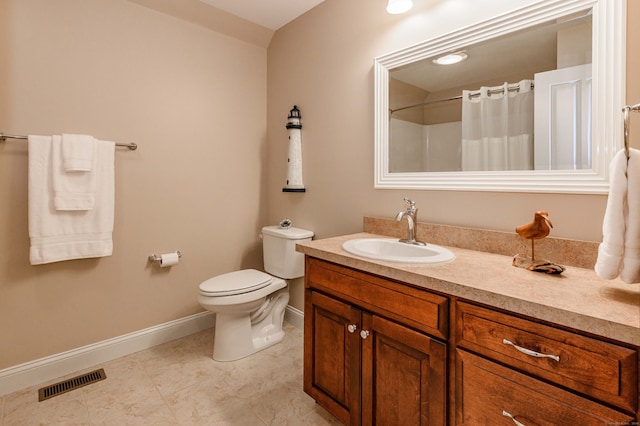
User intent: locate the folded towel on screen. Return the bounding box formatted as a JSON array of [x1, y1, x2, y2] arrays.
[[28, 135, 115, 265], [595, 148, 640, 284], [52, 135, 96, 211], [62, 133, 95, 171]]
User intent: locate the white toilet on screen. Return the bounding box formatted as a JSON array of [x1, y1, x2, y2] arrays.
[[198, 225, 313, 361]]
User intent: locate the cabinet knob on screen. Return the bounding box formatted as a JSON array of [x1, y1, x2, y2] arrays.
[[360, 330, 370, 339], [347, 324, 358, 333]]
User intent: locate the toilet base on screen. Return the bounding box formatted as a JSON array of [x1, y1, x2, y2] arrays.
[[212, 287, 289, 362]]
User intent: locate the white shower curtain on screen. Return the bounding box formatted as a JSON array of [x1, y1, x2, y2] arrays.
[[461, 80, 534, 171]]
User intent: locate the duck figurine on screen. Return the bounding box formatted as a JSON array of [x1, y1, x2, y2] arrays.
[[513, 211, 565, 274], [516, 210, 553, 259]]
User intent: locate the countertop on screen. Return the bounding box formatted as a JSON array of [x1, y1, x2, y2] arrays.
[[296, 232, 640, 346]]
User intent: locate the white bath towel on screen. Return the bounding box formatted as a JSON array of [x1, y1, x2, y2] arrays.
[[595, 148, 640, 283], [62, 133, 95, 171], [52, 135, 96, 211], [28, 135, 115, 265]]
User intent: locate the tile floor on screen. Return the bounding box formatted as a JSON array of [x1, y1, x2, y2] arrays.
[[0, 323, 342, 425]]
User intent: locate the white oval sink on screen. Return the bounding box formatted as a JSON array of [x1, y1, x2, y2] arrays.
[[342, 238, 455, 264]]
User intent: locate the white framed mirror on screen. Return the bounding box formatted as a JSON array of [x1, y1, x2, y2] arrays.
[[374, 0, 625, 193]]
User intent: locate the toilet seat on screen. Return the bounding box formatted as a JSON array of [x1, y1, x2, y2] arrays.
[[199, 269, 272, 297]]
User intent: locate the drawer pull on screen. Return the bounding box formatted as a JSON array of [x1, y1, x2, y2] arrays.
[[360, 330, 370, 339], [347, 324, 358, 333], [502, 410, 526, 426], [503, 339, 560, 362]]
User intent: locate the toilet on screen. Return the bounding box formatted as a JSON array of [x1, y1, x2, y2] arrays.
[[198, 225, 313, 361]]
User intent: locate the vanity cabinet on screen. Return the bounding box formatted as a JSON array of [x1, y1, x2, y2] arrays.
[[303, 256, 639, 425], [304, 257, 448, 425]]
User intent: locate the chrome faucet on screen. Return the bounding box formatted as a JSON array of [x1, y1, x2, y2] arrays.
[[395, 198, 426, 246]]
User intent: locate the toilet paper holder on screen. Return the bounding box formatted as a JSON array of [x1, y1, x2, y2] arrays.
[[148, 251, 182, 263]]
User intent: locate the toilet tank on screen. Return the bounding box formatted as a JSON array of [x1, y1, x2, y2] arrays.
[[262, 225, 314, 279]]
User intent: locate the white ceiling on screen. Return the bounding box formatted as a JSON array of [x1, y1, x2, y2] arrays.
[[198, 0, 326, 30]]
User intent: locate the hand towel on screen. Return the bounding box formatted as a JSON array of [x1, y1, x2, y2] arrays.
[[28, 135, 115, 265], [52, 135, 96, 211], [62, 133, 95, 171], [595, 148, 640, 284]]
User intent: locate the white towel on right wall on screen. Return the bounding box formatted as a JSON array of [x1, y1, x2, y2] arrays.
[[595, 148, 640, 283]]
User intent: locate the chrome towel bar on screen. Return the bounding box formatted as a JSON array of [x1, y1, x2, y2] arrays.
[[0, 132, 138, 150], [623, 103, 640, 159]]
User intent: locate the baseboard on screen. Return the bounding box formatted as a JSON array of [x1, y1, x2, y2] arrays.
[[0, 312, 215, 396], [284, 305, 304, 330]]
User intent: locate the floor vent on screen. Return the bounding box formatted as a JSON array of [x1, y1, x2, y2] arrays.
[[38, 368, 106, 402]]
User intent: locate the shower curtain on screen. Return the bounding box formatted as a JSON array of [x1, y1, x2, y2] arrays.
[[461, 80, 534, 171]]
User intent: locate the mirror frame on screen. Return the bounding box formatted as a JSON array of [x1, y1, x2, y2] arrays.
[[374, 0, 625, 194]]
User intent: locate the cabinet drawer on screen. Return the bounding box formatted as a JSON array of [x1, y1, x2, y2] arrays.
[[456, 302, 638, 412], [306, 258, 448, 339], [456, 349, 636, 426]]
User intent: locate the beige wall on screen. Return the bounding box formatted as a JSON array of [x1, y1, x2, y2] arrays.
[[0, 0, 267, 369], [267, 0, 640, 310]]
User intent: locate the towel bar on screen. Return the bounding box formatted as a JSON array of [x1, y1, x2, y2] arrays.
[[0, 132, 137, 150], [623, 103, 640, 159]]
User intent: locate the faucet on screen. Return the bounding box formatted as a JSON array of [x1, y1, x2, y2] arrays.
[[395, 198, 426, 246]]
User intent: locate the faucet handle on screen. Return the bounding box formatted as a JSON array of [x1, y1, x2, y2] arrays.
[[403, 197, 416, 211]]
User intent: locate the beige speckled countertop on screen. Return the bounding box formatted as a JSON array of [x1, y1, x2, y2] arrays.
[[296, 232, 640, 346]]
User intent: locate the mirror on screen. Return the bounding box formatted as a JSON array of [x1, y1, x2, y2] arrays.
[[374, 0, 625, 193]]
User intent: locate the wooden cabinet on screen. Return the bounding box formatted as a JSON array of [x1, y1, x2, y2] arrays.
[[304, 258, 447, 425], [303, 257, 639, 425]]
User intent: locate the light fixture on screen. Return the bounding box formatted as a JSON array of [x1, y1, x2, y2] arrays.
[[432, 51, 468, 65], [386, 0, 413, 14]]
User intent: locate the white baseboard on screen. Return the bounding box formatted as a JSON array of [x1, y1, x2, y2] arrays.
[[0, 312, 215, 397], [0, 306, 304, 397], [284, 305, 304, 330]]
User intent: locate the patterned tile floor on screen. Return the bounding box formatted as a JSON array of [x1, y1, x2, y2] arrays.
[[0, 323, 341, 425]]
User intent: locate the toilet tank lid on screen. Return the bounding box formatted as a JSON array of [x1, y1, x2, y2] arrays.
[[199, 269, 272, 296], [262, 225, 314, 240]]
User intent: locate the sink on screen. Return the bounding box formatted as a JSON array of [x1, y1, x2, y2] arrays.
[[342, 238, 455, 264]]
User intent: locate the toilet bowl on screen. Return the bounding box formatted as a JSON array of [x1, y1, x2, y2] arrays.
[[198, 269, 289, 361], [198, 225, 313, 361]]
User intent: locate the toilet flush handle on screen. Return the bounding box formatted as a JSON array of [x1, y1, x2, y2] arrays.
[[279, 218, 292, 229]]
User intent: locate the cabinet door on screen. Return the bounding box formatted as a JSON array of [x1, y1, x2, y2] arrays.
[[304, 290, 361, 425], [361, 313, 447, 426]]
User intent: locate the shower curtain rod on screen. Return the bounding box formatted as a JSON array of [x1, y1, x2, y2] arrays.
[[0, 133, 138, 150], [390, 82, 535, 115]]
